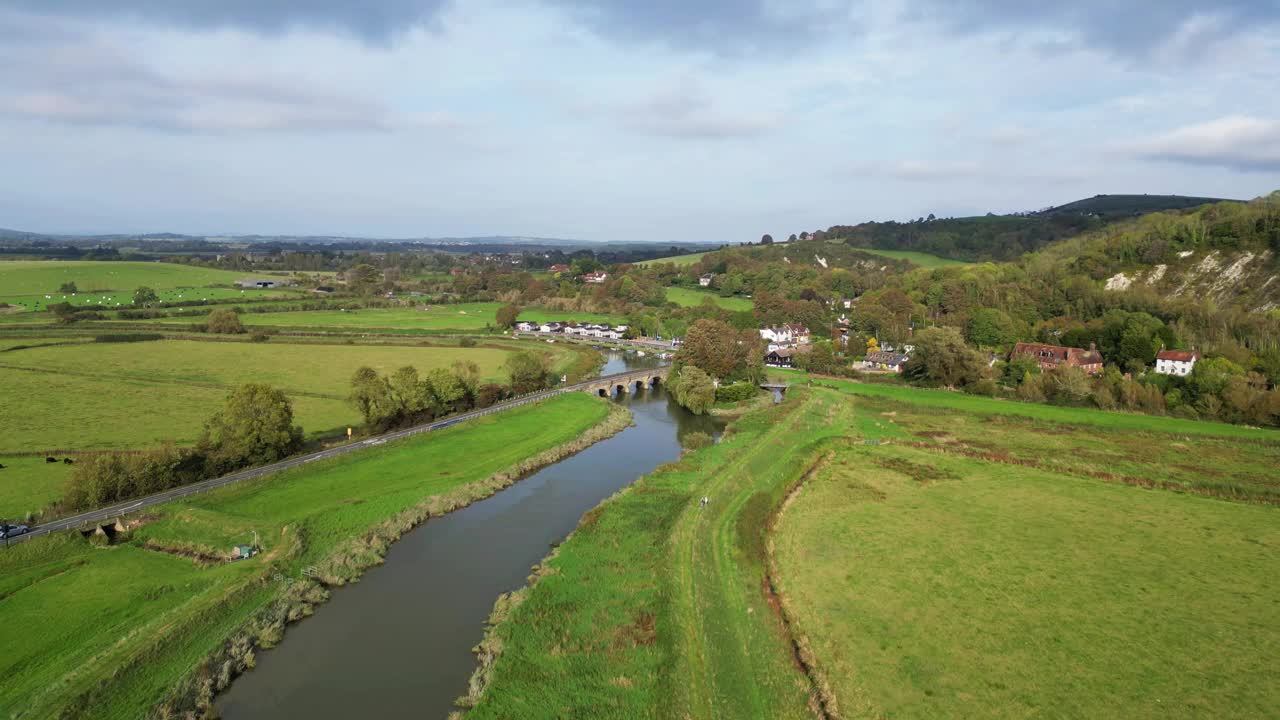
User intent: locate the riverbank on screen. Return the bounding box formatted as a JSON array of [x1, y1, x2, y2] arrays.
[[454, 384, 1279, 718], [454, 387, 847, 718], [0, 393, 624, 719]]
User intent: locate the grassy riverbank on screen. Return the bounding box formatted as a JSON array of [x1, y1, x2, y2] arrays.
[[458, 386, 1279, 718], [0, 393, 620, 720]]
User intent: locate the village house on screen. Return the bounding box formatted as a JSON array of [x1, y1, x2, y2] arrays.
[[1012, 342, 1104, 375], [549, 263, 570, 274], [580, 271, 608, 284], [1155, 349, 1200, 376], [765, 347, 806, 368], [698, 273, 715, 287], [515, 321, 539, 332], [864, 351, 910, 373], [539, 322, 565, 333], [759, 324, 812, 348]]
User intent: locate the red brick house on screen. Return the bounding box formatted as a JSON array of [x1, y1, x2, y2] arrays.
[[1012, 342, 1103, 375]]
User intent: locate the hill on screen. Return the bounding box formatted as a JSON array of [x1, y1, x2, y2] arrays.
[[1036, 194, 1238, 219], [1033, 192, 1280, 312], [825, 194, 1241, 263]]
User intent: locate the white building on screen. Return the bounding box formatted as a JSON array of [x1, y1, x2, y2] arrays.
[[759, 324, 812, 347], [1155, 349, 1199, 376], [698, 274, 715, 287]]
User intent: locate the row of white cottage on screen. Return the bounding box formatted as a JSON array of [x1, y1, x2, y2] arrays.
[[516, 321, 630, 340]]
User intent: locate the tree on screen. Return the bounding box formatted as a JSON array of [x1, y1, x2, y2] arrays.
[[200, 384, 302, 471], [670, 365, 716, 415], [205, 308, 245, 334], [676, 319, 758, 380], [496, 304, 520, 329], [58, 281, 77, 294], [760, 234, 774, 245], [48, 302, 78, 324], [133, 286, 160, 306], [506, 351, 551, 394], [388, 366, 425, 420], [788, 233, 798, 243], [902, 327, 988, 388], [452, 360, 481, 400], [423, 367, 466, 415], [965, 308, 1016, 348], [349, 366, 393, 426]]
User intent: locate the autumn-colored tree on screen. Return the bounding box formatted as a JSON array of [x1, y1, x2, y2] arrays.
[[205, 308, 245, 334], [496, 304, 521, 328]]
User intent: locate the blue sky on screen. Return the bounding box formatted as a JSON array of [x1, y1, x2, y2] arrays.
[[1, 1, 1278, 242]]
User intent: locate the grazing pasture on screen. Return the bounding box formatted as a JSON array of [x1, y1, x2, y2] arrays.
[[463, 385, 1279, 718], [124, 303, 624, 331], [0, 394, 611, 720], [636, 251, 712, 267], [0, 339, 554, 455], [0, 458, 70, 520], [0, 261, 303, 311], [664, 286, 754, 311], [775, 370, 1276, 441], [773, 441, 1279, 719]]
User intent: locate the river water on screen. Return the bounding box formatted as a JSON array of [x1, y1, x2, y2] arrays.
[[216, 353, 718, 719]]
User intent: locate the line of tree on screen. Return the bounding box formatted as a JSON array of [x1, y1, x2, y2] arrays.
[[65, 385, 303, 510], [347, 351, 554, 431]]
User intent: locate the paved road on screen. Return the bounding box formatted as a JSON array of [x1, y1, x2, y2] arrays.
[[6, 367, 667, 546]]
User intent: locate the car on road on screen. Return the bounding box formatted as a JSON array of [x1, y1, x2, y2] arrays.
[[1, 523, 30, 539]]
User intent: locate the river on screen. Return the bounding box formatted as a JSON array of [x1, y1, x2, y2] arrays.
[[216, 352, 718, 719]]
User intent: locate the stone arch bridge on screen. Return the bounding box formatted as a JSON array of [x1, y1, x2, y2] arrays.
[[578, 366, 670, 397]]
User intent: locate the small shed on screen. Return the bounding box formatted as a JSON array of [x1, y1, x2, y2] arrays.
[[232, 545, 257, 559]]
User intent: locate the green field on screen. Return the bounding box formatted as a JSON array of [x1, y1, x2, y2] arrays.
[[0, 261, 304, 311], [776, 370, 1276, 441], [856, 248, 970, 268], [664, 286, 753, 311], [0, 338, 569, 456], [0, 458, 70, 520], [462, 389, 847, 718], [462, 385, 1279, 718], [637, 251, 712, 267], [771, 394, 1280, 718], [118, 303, 623, 332], [0, 393, 612, 719]]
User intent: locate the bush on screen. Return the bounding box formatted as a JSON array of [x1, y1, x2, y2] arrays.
[[476, 383, 509, 408], [459, 336, 477, 348], [249, 333, 270, 343], [680, 431, 714, 451], [715, 382, 758, 403], [205, 308, 245, 334]]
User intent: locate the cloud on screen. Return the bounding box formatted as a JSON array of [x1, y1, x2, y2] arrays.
[[1124, 116, 1280, 173], [861, 160, 984, 182], [0, 0, 450, 43], [915, 1, 1280, 58], [610, 78, 782, 139], [0, 14, 397, 132]]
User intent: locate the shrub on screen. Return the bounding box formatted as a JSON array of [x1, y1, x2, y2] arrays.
[[94, 333, 163, 344], [715, 382, 758, 403], [205, 308, 245, 334], [680, 431, 714, 451], [249, 333, 270, 343], [459, 337, 477, 348]]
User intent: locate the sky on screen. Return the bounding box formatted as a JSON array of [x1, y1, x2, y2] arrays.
[[1, 1, 1278, 243]]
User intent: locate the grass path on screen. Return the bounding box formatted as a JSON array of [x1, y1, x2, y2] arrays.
[[665, 390, 853, 718]]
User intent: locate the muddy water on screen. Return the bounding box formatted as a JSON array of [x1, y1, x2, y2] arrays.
[[217, 353, 717, 719]]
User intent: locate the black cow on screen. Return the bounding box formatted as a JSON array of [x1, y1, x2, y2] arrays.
[[63, 458, 75, 465], [46, 457, 57, 463]]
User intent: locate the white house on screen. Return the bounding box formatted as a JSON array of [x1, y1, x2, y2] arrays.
[[759, 323, 812, 347], [1155, 349, 1199, 376], [516, 321, 538, 332], [580, 271, 608, 284], [698, 274, 715, 287]]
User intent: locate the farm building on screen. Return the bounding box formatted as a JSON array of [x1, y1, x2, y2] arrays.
[[579, 271, 609, 284], [1011, 342, 1103, 375]]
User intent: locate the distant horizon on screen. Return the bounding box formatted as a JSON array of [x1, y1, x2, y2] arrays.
[[3, 191, 1258, 244]]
